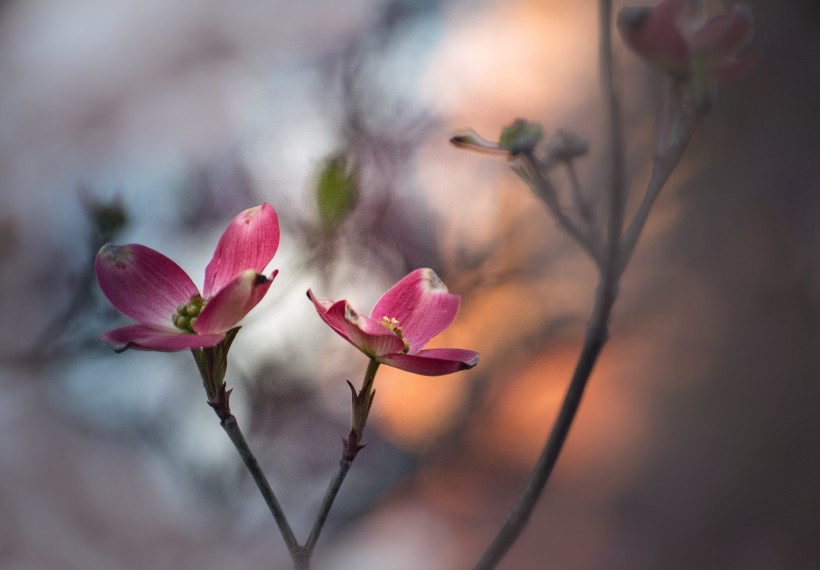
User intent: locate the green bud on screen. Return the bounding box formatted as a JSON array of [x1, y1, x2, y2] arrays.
[[499, 119, 544, 156]]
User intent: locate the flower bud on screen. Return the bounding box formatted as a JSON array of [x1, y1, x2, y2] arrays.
[[544, 130, 590, 163], [499, 119, 544, 156], [449, 128, 505, 153], [618, 0, 755, 104]]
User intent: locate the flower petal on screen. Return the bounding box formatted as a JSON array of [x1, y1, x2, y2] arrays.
[[308, 290, 406, 358], [694, 4, 753, 62], [194, 269, 276, 334], [379, 348, 480, 376], [101, 324, 226, 352], [370, 269, 460, 353], [714, 53, 757, 84], [96, 244, 199, 327], [203, 203, 280, 298], [617, 0, 690, 75]]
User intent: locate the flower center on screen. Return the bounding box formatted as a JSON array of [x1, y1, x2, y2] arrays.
[[172, 295, 206, 333], [380, 316, 410, 354]]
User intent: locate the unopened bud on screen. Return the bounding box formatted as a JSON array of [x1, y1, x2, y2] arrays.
[[499, 119, 544, 156], [616, 7, 650, 34], [544, 130, 589, 163], [449, 128, 505, 153]]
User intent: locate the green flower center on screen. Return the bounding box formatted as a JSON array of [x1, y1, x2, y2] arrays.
[[172, 295, 206, 333], [380, 316, 410, 354]]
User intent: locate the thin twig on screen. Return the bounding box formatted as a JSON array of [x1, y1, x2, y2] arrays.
[[220, 414, 302, 561], [303, 459, 353, 555], [516, 153, 606, 268], [599, 0, 627, 272], [618, 115, 699, 275], [299, 358, 381, 567], [471, 2, 625, 568], [471, 279, 617, 570], [565, 160, 603, 245], [470, 2, 703, 566]]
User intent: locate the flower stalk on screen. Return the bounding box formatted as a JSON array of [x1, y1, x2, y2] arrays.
[[468, 0, 717, 567], [192, 334, 301, 563], [344, 358, 380, 460], [302, 358, 381, 563], [617, 109, 699, 276], [219, 407, 302, 560], [472, 273, 617, 570], [513, 150, 606, 268]]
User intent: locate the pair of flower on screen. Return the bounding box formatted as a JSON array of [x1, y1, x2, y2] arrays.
[[96, 203, 479, 376]]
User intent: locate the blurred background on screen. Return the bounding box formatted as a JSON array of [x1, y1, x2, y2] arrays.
[[1, 0, 819, 568]]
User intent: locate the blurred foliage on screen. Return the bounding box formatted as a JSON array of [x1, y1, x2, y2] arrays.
[[315, 152, 360, 237], [85, 196, 128, 246]]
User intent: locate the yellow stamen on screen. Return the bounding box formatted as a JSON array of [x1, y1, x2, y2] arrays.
[[379, 316, 410, 353]]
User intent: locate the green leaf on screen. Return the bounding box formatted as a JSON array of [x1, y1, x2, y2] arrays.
[[315, 153, 359, 235]]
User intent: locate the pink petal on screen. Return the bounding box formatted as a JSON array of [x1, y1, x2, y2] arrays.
[[308, 290, 406, 358], [194, 270, 276, 334], [101, 324, 226, 352], [203, 203, 280, 298], [694, 4, 753, 62], [618, 0, 690, 75], [370, 269, 460, 353], [714, 53, 757, 84], [379, 348, 480, 376], [96, 244, 199, 327]]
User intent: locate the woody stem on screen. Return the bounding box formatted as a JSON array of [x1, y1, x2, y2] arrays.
[[302, 359, 381, 563]]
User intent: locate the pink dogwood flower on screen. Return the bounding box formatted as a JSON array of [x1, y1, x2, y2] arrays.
[[96, 203, 280, 352], [308, 268, 479, 376], [618, 0, 755, 84]]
